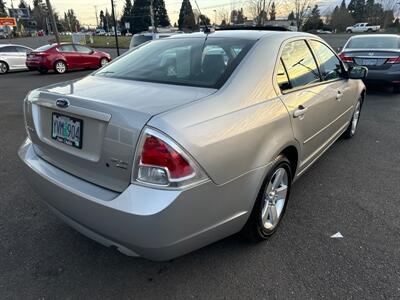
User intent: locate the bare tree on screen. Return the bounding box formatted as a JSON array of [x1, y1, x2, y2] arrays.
[[218, 6, 230, 25], [283, 0, 314, 30], [247, 0, 273, 25]]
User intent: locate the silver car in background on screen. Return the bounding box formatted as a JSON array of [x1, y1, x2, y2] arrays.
[[339, 34, 400, 92], [19, 30, 366, 261], [0, 44, 32, 74]]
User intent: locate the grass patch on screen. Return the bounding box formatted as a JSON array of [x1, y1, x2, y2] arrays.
[[58, 35, 131, 49]]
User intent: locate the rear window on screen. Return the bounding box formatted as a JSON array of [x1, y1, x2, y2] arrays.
[[346, 37, 399, 49], [35, 45, 53, 52], [96, 37, 255, 89], [131, 35, 153, 48]]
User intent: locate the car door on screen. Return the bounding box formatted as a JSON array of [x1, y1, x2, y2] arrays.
[[276, 39, 339, 172], [73, 45, 97, 68], [0, 46, 19, 69], [58, 44, 81, 69], [14, 46, 31, 69], [307, 40, 354, 133]]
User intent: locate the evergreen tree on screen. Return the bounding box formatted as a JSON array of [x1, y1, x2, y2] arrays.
[[269, 2, 276, 21], [153, 0, 170, 28], [348, 0, 365, 22], [288, 11, 295, 21], [0, 0, 8, 17], [99, 10, 105, 29], [18, 0, 28, 9], [131, 0, 151, 33], [303, 5, 323, 31], [121, 0, 133, 31], [330, 0, 354, 32], [178, 0, 194, 30]]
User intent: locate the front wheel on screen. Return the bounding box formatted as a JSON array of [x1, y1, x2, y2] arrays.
[[54, 60, 67, 74], [346, 30, 352, 33], [100, 57, 109, 67], [242, 155, 292, 240], [343, 98, 362, 139]]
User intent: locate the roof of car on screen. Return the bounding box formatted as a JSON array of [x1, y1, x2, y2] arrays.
[[168, 30, 314, 41], [0, 44, 31, 48], [349, 34, 400, 39]]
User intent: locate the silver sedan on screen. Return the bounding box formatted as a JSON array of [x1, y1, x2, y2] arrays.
[[19, 30, 367, 261], [0, 44, 32, 74]]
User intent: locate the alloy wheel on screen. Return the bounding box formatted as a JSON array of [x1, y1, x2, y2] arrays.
[[55, 61, 66, 73], [100, 58, 108, 67], [261, 167, 289, 231], [0, 62, 7, 74]]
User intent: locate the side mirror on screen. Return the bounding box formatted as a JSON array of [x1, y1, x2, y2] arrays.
[[348, 66, 368, 80]]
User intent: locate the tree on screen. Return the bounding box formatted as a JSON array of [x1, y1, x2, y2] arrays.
[[302, 5, 323, 31], [18, 0, 28, 9], [131, 0, 151, 33], [248, 0, 273, 25], [99, 10, 105, 29], [63, 9, 80, 32], [31, 0, 48, 31], [153, 0, 170, 28], [198, 14, 210, 26], [287, 10, 295, 21], [121, 0, 133, 31], [348, 0, 365, 22], [231, 8, 246, 24], [269, 2, 276, 20], [284, 0, 315, 29], [178, 0, 195, 31], [329, 0, 354, 32]]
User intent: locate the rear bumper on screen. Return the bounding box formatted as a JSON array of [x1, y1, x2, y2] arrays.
[[363, 65, 400, 85], [18, 138, 263, 261], [26, 60, 51, 70]]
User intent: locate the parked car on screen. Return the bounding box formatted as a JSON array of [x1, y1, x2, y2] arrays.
[[0, 44, 33, 74], [346, 23, 380, 33], [0, 30, 9, 39], [25, 43, 111, 74], [37, 30, 45, 37], [19, 30, 367, 261], [339, 34, 400, 92], [129, 31, 181, 48], [95, 29, 106, 36]]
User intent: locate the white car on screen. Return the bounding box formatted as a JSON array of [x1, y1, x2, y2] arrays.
[[346, 23, 380, 33], [0, 44, 33, 74]]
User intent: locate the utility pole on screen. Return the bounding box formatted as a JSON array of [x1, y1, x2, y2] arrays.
[[110, 0, 120, 56], [94, 5, 99, 28], [45, 0, 60, 44], [150, 0, 156, 32]]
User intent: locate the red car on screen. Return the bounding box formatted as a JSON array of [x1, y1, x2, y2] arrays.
[[26, 43, 112, 74]]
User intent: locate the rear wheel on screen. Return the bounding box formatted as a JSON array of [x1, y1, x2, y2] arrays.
[[343, 97, 362, 139], [346, 29, 352, 33], [367, 28, 373, 32], [100, 57, 109, 67], [242, 155, 292, 240], [54, 60, 67, 74], [0, 61, 9, 74]]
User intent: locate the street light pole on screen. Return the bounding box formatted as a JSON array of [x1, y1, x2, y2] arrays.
[[110, 0, 120, 56], [45, 0, 60, 44]]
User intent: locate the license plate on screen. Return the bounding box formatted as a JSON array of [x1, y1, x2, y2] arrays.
[[51, 113, 83, 149], [363, 59, 377, 66]]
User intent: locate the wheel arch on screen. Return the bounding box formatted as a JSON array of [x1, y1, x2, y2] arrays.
[[280, 145, 299, 179], [0, 60, 9, 72]]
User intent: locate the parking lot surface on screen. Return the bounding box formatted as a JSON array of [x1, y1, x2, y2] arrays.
[[1, 36, 400, 299]]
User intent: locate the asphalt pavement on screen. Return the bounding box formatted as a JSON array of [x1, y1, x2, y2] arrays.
[[0, 35, 400, 299]]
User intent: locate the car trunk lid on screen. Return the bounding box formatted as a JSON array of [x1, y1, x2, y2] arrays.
[[24, 75, 216, 192]]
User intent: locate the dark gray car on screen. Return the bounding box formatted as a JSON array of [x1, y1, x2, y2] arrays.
[[339, 34, 400, 92]]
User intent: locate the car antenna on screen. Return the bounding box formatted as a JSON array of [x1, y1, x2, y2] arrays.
[[194, 0, 212, 34]]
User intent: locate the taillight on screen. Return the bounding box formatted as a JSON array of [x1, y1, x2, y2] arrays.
[[338, 53, 354, 63], [133, 128, 208, 188], [386, 57, 400, 64]]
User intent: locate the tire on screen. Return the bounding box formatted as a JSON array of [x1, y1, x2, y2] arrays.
[[54, 60, 67, 74], [346, 30, 352, 34], [367, 28, 373, 32], [242, 155, 292, 241], [99, 57, 109, 67], [343, 97, 362, 139], [0, 61, 9, 74]]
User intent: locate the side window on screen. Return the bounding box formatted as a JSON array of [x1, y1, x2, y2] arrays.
[[309, 40, 343, 81], [281, 40, 320, 89], [16, 46, 30, 53], [59, 45, 76, 52], [276, 59, 291, 91], [74, 45, 92, 54], [0, 46, 17, 53]]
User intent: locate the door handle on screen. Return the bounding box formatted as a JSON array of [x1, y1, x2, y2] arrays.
[[293, 105, 308, 118], [336, 90, 343, 101]]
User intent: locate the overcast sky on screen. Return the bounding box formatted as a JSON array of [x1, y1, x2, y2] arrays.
[[6, 0, 389, 27]]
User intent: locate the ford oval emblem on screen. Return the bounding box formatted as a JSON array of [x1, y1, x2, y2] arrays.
[[56, 98, 69, 108]]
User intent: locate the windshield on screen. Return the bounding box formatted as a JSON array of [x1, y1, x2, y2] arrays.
[[35, 44, 53, 52], [346, 37, 399, 49], [96, 37, 255, 88]]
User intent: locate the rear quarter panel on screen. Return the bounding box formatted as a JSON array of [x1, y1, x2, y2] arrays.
[[149, 36, 298, 185]]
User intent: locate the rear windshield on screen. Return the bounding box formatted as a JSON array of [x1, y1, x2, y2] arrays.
[[96, 37, 255, 89], [35, 44, 53, 52], [346, 37, 399, 49]]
